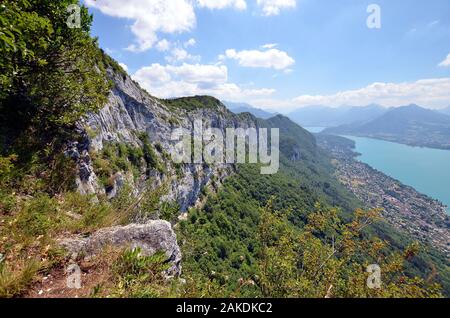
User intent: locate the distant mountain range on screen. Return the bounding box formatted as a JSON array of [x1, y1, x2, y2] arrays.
[[223, 101, 275, 119], [323, 104, 450, 150], [288, 104, 387, 127], [224, 101, 450, 150], [437, 106, 450, 116]]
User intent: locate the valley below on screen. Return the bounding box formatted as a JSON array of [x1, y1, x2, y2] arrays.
[[316, 134, 450, 255]]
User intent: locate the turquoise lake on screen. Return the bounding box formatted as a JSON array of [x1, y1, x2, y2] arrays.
[[344, 136, 450, 214], [304, 127, 450, 214]]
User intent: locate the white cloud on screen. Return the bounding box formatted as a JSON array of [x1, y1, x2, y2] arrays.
[[85, 0, 196, 52], [85, 0, 250, 52], [156, 39, 171, 52], [167, 48, 189, 62], [170, 64, 228, 84], [132, 63, 275, 101], [165, 47, 200, 63], [197, 0, 247, 10], [257, 0, 296, 16], [292, 78, 450, 109], [224, 48, 295, 70], [428, 20, 440, 27], [134, 64, 172, 83], [165, 48, 192, 63], [218, 54, 227, 61], [438, 54, 450, 67], [245, 78, 450, 112], [261, 43, 278, 49], [118, 63, 129, 72], [184, 38, 196, 48]]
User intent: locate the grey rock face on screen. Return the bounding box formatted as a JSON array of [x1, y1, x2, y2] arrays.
[[74, 67, 258, 213], [59, 220, 182, 276]]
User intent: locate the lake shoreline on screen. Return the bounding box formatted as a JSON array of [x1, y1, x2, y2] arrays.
[[305, 127, 450, 214], [316, 134, 450, 255], [343, 135, 450, 214]]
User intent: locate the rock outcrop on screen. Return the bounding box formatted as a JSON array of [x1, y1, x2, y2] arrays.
[[59, 220, 182, 276], [74, 67, 258, 212]]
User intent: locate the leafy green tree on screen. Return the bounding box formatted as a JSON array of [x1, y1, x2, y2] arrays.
[[257, 201, 442, 298], [0, 0, 110, 146]]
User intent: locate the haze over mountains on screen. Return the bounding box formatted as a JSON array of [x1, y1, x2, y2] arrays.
[[437, 106, 450, 116], [223, 101, 275, 119], [323, 104, 450, 150], [288, 104, 388, 127]]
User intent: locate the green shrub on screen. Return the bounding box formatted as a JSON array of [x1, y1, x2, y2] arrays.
[[16, 194, 62, 237], [138, 133, 165, 174], [159, 201, 180, 223], [92, 141, 149, 190], [0, 259, 41, 298], [0, 155, 17, 187], [112, 248, 169, 297]]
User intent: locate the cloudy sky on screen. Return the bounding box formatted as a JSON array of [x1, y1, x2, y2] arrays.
[[84, 0, 450, 112]]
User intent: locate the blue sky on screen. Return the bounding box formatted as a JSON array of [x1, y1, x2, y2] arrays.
[[83, 0, 450, 112]]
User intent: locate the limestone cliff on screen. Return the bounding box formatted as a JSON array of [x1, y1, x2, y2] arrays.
[[68, 67, 260, 214]]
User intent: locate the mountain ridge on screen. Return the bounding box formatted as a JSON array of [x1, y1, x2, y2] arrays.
[[288, 104, 388, 127], [323, 104, 450, 149]]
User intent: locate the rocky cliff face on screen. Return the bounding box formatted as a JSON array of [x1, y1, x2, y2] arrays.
[[62, 66, 267, 275], [70, 67, 258, 214]]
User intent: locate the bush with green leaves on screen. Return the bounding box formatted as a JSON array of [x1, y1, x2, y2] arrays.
[[112, 248, 170, 298], [0, 0, 110, 131], [177, 163, 445, 298]]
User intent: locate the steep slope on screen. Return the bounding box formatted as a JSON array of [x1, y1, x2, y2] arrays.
[[323, 104, 450, 149], [288, 104, 387, 127], [75, 64, 358, 217], [74, 68, 260, 212]]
